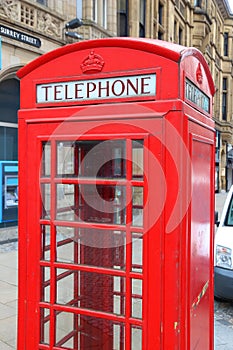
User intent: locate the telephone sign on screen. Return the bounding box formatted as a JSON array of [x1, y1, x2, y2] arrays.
[[36, 73, 156, 104]]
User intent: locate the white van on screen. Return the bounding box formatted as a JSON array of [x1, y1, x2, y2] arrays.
[[215, 186, 233, 300]]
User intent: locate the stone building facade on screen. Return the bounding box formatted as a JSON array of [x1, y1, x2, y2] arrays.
[[0, 0, 233, 191]]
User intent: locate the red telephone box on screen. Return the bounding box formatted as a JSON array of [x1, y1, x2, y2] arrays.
[[17, 38, 215, 350]]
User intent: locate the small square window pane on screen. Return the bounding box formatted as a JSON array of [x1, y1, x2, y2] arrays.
[[131, 327, 142, 350], [41, 142, 51, 177], [132, 233, 143, 273], [40, 308, 50, 345], [41, 184, 50, 219], [132, 140, 143, 179], [57, 141, 75, 176], [131, 279, 142, 319], [41, 225, 50, 261]]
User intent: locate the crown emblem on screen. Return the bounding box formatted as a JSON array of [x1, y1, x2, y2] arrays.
[[196, 63, 203, 84], [80, 50, 105, 74]]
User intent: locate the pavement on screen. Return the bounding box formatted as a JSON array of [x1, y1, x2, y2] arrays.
[[0, 237, 18, 350], [0, 191, 231, 349]]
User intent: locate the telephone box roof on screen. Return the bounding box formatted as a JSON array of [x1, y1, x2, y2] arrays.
[[17, 37, 215, 95]]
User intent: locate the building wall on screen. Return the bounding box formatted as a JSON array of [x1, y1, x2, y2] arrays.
[[0, 0, 233, 191]]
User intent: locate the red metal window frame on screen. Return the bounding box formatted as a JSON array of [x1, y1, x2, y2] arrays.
[[38, 133, 148, 350]]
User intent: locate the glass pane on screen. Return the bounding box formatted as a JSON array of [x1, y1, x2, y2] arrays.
[[41, 184, 50, 219], [40, 308, 50, 345], [114, 276, 125, 316], [56, 140, 126, 178], [56, 184, 126, 223], [118, 0, 127, 11], [56, 226, 126, 269], [56, 269, 126, 316], [132, 187, 143, 227], [113, 323, 125, 350], [131, 327, 142, 350], [56, 226, 76, 263], [80, 184, 126, 225], [41, 267, 50, 303], [131, 279, 142, 319], [79, 140, 126, 178], [132, 140, 143, 179], [0, 126, 18, 160], [55, 311, 76, 348], [132, 233, 143, 273], [56, 184, 126, 224], [41, 225, 50, 261], [133, 187, 143, 206], [57, 141, 75, 176], [55, 312, 125, 349], [56, 184, 76, 221], [42, 142, 51, 177]]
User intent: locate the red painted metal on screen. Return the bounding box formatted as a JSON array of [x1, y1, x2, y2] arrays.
[[17, 38, 215, 350]]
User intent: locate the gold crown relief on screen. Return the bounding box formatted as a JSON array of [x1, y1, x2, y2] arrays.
[[80, 51, 105, 73]]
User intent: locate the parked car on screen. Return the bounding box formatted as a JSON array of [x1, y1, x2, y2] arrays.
[[214, 186, 233, 300]]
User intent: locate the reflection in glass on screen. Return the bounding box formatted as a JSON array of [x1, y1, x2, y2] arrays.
[[131, 327, 142, 350], [132, 187, 143, 227], [41, 225, 50, 261], [56, 269, 126, 316], [57, 141, 75, 176], [56, 226, 76, 263], [56, 184, 75, 221], [56, 226, 126, 269], [131, 279, 142, 319], [132, 140, 143, 179], [132, 233, 143, 273], [41, 184, 50, 219], [55, 312, 125, 349], [40, 308, 50, 345], [79, 140, 126, 178], [56, 184, 126, 225], [56, 139, 126, 178], [81, 184, 126, 225], [41, 267, 50, 303], [55, 310, 75, 348], [42, 142, 51, 177]]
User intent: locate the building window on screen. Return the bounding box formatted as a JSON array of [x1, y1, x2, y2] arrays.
[[222, 78, 227, 121], [103, 0, 107, 28], [21, 4, 34, 26], [158, 31, 163, 40], [224, 32, 229, 56], [0, 126, 18, 160], [37, 0, 48, 5], [174, 20, 177, 42], [139, 0, 146, 37], [117, 0, 128, 36], [179, 27, 183, 45], [77, 0, 83, 18], [158, 2, 163, 25], [194, 0, 202, 7], [93, 0, 97, 22]]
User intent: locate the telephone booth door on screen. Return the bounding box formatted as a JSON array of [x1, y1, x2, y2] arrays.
[[21, 119, 161, 350]]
